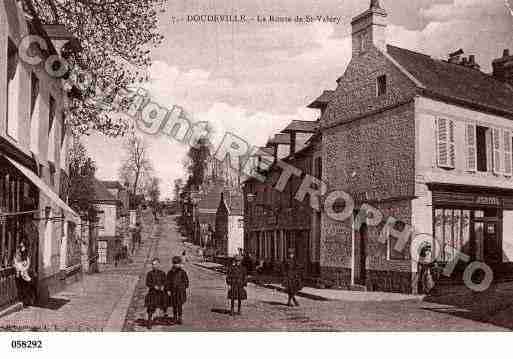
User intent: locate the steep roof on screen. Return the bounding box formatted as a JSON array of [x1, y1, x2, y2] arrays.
[[281, 120, 319, 133], [387, 45, 513, 116], [267, 133, 291, 146], [91, 178, 119, 204], [101, 180, 123, 190], [307, 90, 334, 109]]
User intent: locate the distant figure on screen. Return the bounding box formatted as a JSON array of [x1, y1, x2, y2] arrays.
[[132, 222, 142, 255], [282, 249, 303, 307], [241, 252, 255, 275], [181, 250, 187, 263], [144, 258, 167, 329], [166, 256, 189, 324], [114, 237, 122, 267], [418, 245, 435, 294], [152, 207, 159, 223], [226, 255, 247, 316]]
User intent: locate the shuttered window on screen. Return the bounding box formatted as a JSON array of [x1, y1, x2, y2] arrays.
[[492, 127, 502, 174], [504, 129, 512, 176], [436, 118, 456, 169], [465, 124, 477, 172]]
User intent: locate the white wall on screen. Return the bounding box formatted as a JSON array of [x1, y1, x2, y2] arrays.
[[415, 96, 513, 189], [98, 204, 117, 237], [228, 215, 244, 256]]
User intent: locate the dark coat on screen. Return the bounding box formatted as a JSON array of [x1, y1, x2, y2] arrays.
[[145, 269, 167, 309], [226, 264, 247, 300], [282, 259, 303, 295], [166, 267, 189, 306]]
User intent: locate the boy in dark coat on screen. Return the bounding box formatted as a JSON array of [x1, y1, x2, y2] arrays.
[[283, 249, 303, 307], [145, 258, 167, 329], [226, 255, 247, 316], [166, 256, 189, 325]]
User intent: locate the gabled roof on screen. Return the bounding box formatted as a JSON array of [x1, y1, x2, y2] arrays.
[[267, 133, 291, 146], [91, 178, 119, 204], [307, 90, 334, 109], [386, 45, 513, 116], [101, 180, 123, 190], [217, 191, 243, 217], [281, 120, 319, 133]]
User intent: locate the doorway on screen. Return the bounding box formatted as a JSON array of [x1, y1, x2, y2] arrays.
[[474, 210, 501, 264], [354, 223, 368, 286]]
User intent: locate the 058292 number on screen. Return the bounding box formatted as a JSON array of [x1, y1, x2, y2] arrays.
[[11, 340, 43, 349]]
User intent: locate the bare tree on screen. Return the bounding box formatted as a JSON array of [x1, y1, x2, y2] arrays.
[[119, 130, 153, 198]]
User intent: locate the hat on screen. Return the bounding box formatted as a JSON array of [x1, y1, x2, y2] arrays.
[[234, 254, 243, 262], [172, 256, 182, 264]]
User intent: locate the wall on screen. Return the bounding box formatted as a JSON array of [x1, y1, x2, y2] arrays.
[[228, 215, 244, 256], [98, 203, 117, 237], [320, 42, 417, 290]]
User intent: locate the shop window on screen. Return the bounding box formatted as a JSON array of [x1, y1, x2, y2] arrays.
[[434, 209, 471, 262]]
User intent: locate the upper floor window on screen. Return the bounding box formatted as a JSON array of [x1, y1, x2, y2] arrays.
[[7, 38, 19, 140], [360, 33, 367, 53], [464, 123, 512, 176], [377, 75, 387, 97]]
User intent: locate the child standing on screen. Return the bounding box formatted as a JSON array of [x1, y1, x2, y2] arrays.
[[166, 256, 189, 325], [226, 255, 247, 316], [144, 258, 167, 329]]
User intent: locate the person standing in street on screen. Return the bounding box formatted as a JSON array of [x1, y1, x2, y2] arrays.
[[226, 255, 247, 316], [166, 256, 189, 325], [114, 236, 122, 267], [144, 258, 167, 329], [131, 222, 142, 255], [283, 249, 303, 307]]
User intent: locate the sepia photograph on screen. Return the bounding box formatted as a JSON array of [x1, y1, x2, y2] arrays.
[[1, 0, 513, 355]]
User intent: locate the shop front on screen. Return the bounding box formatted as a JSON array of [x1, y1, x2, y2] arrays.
[[429, 183, 513, 274]]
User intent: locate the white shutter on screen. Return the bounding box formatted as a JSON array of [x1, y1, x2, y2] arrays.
[[437, 118, 449, 168], [436, 118, 455, 169], [493, 128, 502, 174], [448, 120, 456, 168], [465, 124, 477, 172], [504, 129, 512, 176]]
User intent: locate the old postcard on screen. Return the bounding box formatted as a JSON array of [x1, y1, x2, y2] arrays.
[[1, 0, 513, 354]]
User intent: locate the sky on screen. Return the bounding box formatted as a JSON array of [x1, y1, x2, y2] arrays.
[[84, 0, 513, 199]]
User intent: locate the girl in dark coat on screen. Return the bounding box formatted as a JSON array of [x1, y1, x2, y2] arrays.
[[166, 256, 189, 324], [226, 255, 247, 316], [283, 250, 303, 307], [145, 258, 167, 329]]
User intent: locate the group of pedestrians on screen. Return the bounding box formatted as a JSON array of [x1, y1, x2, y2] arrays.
[[144, 256, 189, 328]]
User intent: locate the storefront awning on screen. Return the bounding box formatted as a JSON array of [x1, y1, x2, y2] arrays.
[[4, 155, 80, 222]]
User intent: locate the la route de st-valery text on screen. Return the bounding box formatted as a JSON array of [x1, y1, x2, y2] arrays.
[[181, 14, 341, 24]]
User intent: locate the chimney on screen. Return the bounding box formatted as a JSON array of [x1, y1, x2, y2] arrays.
[[448, 49, 464, 64], [351, 0, 388, 57], [493, 49, 513, 87]]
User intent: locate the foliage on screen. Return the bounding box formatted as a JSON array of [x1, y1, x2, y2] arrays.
[[119, 129, 153, 199], [27, 0, 166, 136], [68, 137, 96, 213], [146, 177, 161, 207], [182, 137, 211, 194]]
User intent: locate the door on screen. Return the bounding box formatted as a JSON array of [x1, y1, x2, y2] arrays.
[[354, 223, 367, 286], [483, 219, 501, 264]]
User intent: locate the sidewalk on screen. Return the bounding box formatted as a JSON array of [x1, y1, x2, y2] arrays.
[[193, 262, 424, 302], [0, 218, 158, 332]]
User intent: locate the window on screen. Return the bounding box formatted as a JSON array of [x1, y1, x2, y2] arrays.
[[434, 209, 472, 262], [377, 75, 387, 96], [7, 38, 19, 140], [387, 220, 408, 260], [30, 73, 40, 154], [436, 118, 456, 169], [360, 33, 367, 53], [476, 126, 490, 172]]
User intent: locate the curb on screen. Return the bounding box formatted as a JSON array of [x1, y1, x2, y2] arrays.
[[0, 302, 23, 319], [104, 275, 140, 331]]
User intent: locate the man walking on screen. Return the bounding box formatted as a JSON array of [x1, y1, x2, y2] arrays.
[[226, 255, 248, 316], [283, 248, 303, 307]]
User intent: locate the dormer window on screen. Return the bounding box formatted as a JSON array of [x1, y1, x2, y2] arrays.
[[377, 75, 387, 96]]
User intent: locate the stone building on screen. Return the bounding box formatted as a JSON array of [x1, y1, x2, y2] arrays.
[[243, 119, 320, 277], [0, 0, 81, 310], [320, 1, 513, 293]]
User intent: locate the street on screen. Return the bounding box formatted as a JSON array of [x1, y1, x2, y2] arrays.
[[3, 214, 513, 332], [123, 216, 513, 332]]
